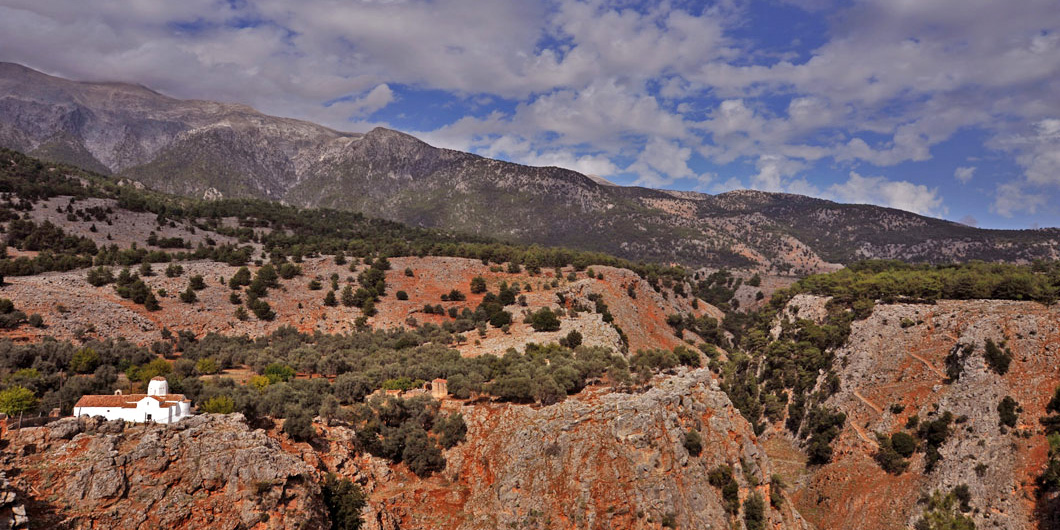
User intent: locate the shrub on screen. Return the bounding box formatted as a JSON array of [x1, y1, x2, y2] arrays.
[[433, 413, 467, 449], [891, 431, 917, 457], [283, 409, 315, 441], [560, 330, 583, 348], [0, 386, 37, 417], [530, 307, 561, 332], [189, 274, 206, 290], [683, 429, 703, 456], [469, 276, 487, 294], [707, 465, 740, 515], [322, 474, 366, 530], [984, 339, 1012, 375], [998, 396, 1019, 428], [918, 411, 954, 473], [165, 263, 184, 277], [743, 493, 766, 530], [202, 395, 235, 414], [874, 433, 910, 474], [179, 286, 197, 303], [86, 266, 115, 286], [396, 290, 408, 300]]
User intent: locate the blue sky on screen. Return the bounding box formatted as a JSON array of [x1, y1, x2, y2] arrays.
[[0, 0, 1058, 228]]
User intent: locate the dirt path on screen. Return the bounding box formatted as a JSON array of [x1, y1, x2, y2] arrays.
[[853, 390, 882, 414], [907, 350, 947, 379]]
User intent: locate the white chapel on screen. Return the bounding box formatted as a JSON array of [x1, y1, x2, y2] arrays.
[[73, 377, 193, 424]]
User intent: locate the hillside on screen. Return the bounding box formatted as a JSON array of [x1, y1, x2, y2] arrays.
[[772, 295, 1060, 530], [2, 62, 1057, 271], [0, 150, 1057, 528]]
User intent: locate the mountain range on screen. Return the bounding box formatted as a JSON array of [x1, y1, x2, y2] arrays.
[[2, 61, 1057, 271]]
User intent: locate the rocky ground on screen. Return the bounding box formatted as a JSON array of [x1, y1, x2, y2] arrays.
[[359, 368, 811, 530], [2, 414, 326, 529], [0, 256, 707, 358], [771, 295, 1060, 530]]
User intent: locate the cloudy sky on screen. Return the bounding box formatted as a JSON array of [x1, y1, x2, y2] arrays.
[[1, 0, 1058, 228]]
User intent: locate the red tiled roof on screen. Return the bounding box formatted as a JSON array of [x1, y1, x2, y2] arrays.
[[74, 394, 189, 409]]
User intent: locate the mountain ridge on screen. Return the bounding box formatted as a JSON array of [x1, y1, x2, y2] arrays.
[[1, 61, 1057, 271]]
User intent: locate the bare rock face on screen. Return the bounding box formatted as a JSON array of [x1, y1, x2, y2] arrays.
[[783, 296, 1060, 530], [3, 414, 327, 530], [0, 472, 28, 529], [357, 369, 811, 530]]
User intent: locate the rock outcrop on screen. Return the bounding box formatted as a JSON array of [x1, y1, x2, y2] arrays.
[[2, 414, 327, 530], [346, 369, 811, 530], [779, 296, 1060, 530]]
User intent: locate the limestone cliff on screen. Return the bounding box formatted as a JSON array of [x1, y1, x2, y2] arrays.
[[323, 369, 812, 530], [1, 414, 327, 529], [776, 296, 1060, 529]]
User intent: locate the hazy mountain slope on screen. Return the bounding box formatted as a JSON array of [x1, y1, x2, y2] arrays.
[[2, 62, 1057, 270]]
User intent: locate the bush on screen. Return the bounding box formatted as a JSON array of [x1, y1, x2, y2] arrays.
[[984, 339, 1012, 375], [433, 413, 468, 449], [998, 396, 1019, 428], [683, 429, 703, 456], [202, 395, 235, 414], [189, 274, 206, 290], [165, 263, 184, 277], [0, 386, 37, 416], [707, 465, 740, 515], [469, 276, 487, 294], [529, 307, 561, 332], [561, 330, 582, 348], [86, 266, 115, 286], [322, 474, 366, 530], [743, 493, 766, 530], [918, 411, 954, 473], [283, 409, 315, 441], [891, 431, 917, 457], [874, 433, 910, 474], [179, 286, 197, 303], [395, 290, 408, 300]]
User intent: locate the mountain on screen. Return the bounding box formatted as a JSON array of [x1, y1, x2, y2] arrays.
[[2, 61, 1058, 271]]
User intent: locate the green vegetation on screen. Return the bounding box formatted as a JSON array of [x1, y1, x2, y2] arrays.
[[0, 385, 37, 416], [998, 396, 1019, 428], [743, 493, 766, 530], [874, 432, 911, 474], [983, 339, 1013, 375], [707, 465, 740, 516], [914, 488, 975, 530], [322, 474, 366, 530], [918, 412, 954, 473], [683, 429, 703, 456]]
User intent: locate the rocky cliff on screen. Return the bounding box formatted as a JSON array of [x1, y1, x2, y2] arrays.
[[774, 295, 1060, 529], [314, 368, 812, 530], [1, 414, 327, 529]]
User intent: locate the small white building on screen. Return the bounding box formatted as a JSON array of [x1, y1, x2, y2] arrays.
[[73, 377, 192, 424]]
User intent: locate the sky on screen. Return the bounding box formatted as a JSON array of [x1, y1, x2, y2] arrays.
[[0, 0, 1058, 229]]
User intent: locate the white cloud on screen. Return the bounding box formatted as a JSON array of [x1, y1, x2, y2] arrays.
[[824, 172, 946, 217], [0, 0, 1058, 224], [627, 138, 695, 187], [954, 166, 976, 183], [992, 181, 1046, 217]]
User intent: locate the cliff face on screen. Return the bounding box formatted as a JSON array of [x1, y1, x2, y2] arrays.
[[776, 296, 1060, 530], [338, 369, 811, 530], [2, 414, 327, 530]]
